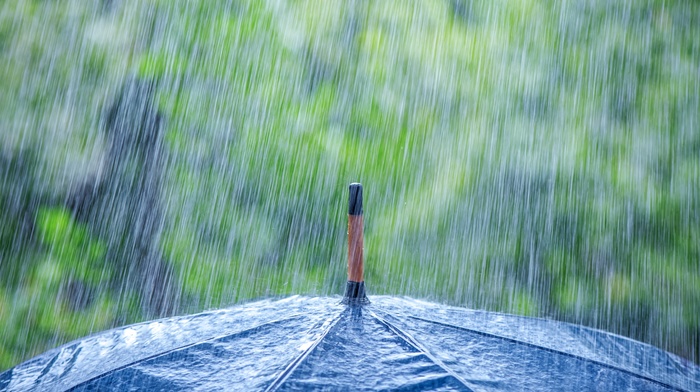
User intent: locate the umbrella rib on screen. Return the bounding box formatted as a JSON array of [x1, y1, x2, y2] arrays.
[[264, 311, 343, 392], [403, 315, 689, 392], [63, 314, 306, 392], [369, 311, 476, 392]]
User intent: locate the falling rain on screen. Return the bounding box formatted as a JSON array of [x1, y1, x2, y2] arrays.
[[0, 0, 698, 375]]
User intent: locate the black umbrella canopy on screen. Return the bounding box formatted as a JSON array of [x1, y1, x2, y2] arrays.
[[0, 296, 698, 391], [1, 183, 698, 391]]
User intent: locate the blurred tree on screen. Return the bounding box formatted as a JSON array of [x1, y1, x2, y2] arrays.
[[69, 78, 176, 317], [0, 150, 42, 286]]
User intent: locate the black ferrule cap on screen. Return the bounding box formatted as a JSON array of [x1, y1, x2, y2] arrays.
[[342, 281, 369, 305], [349, 183, 363, 216]]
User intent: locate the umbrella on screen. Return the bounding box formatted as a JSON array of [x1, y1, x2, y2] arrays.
[[1, 184, 698, 391]]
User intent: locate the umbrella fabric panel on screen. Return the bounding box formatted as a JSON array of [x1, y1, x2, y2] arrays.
[[0, 297, 341, 391], [70, 315, 339, 391], [381, 313, 678, 391], [372, 297, 700, 391], [277, 308, 470, 391]]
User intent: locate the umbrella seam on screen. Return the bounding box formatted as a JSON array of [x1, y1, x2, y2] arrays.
[[264, 311, 343, 392], [369, 311, 476, 392], [404, 315, 689, 392], [61, 315, 306, 392]]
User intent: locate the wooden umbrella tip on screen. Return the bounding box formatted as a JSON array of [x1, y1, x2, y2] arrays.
[[344, 182, 368, 305]]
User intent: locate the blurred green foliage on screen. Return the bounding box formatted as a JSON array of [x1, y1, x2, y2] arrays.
[[1, 0, 699, 370]]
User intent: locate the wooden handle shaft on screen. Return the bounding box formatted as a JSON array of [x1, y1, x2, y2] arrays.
[[348, 215, 364, 282]]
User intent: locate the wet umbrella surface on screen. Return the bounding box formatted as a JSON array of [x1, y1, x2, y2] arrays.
[[1, 295, 699, 391]]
